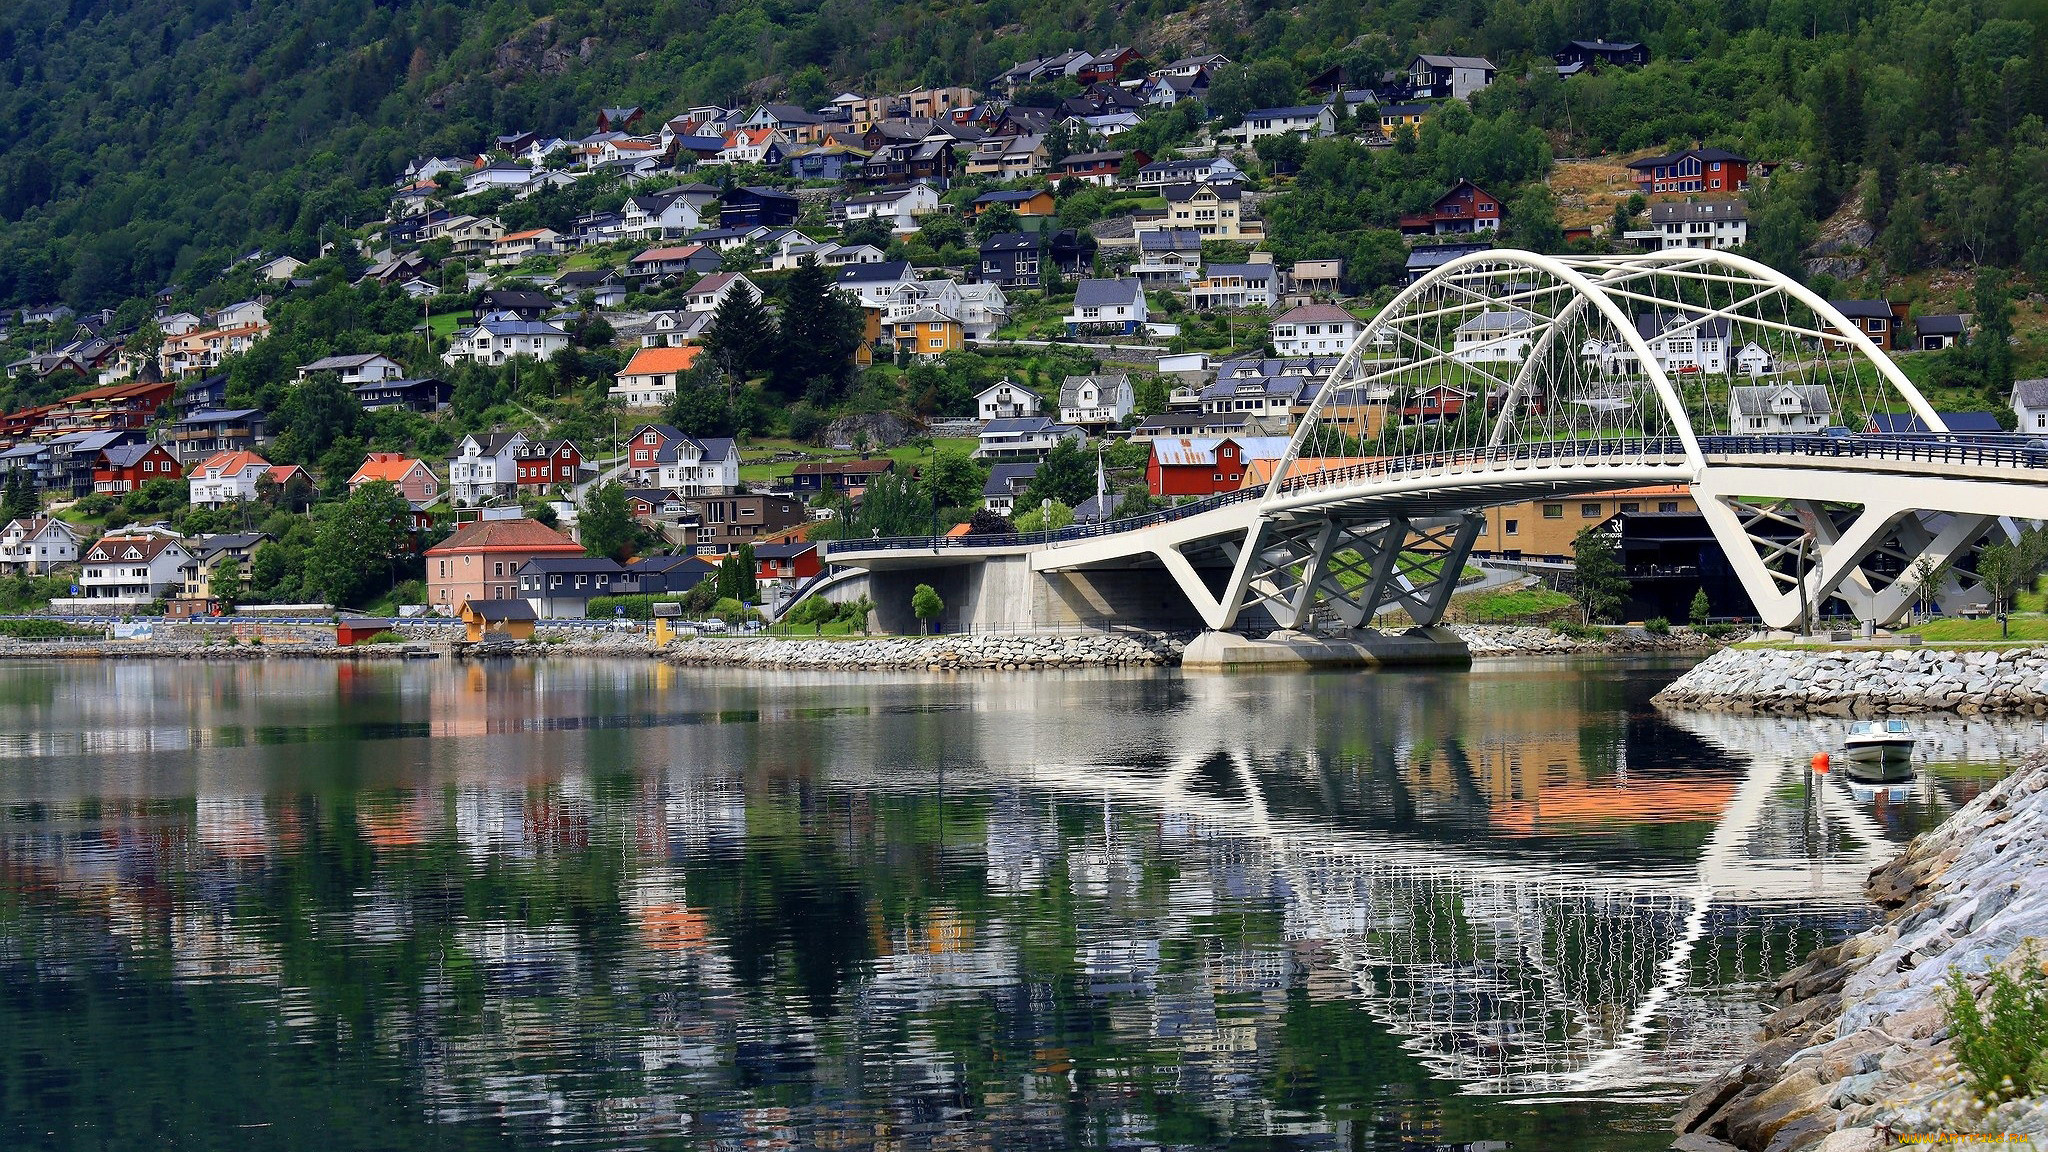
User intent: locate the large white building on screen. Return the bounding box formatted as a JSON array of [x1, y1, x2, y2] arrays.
[[0, 516, 79, 574], [1729, 384, 1832, 433], [1270, 304, 1364, 356], [448, 431, 529, 504], [187, 450, 275, 508], [78, 532, 193, 603], [443, 312, 569, 366], [1452, 310, 1539, 364]]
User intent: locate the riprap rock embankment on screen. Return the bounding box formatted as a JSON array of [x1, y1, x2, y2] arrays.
[[1655, 646, 2048, 715]]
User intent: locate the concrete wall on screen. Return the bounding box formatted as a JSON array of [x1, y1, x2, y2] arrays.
[[859, 556, 1231, 633]]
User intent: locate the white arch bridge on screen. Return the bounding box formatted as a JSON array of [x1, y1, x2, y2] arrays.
[[821, 250, 2048, 633]]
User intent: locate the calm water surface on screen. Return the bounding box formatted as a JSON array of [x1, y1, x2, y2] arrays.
[[0, 657, 2035, 1151]]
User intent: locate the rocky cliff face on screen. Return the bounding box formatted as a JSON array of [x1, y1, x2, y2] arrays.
[[1674, 752, 2048, 1151]]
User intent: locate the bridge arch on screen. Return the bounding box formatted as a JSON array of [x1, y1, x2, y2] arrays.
[[1267, 249, 1946, 503]]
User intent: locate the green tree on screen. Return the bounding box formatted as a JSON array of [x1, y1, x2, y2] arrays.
[[919, 451, 987, 511], [911, 583, 943, 633], [273, 373, 363, 463], [1505, 185, 1563, 252], [733, 542, 757, 603], [210, 556, 245, 612], [304, 480, 409, 609], [973, 204, 1020, 241], [1571, 528, 1628, 624], [1023, 438, 1094, 507], [703, 283, 776, 379], [0, 469, 35, 522], [1013, 500, 1074, 533], [771, 259, 866, 402], [1689, 587, 1712, 627], [579, 481, 635, 560]]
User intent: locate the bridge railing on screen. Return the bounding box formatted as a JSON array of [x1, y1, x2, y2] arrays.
[[820, 432, 2048, 559]]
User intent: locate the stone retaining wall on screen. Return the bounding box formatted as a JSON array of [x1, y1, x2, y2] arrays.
[[1674, 753, 2048, 1151], [1455, 624, 1724, 656], [664, 632, 1185, 670], [1654, 646, 2048, 715]]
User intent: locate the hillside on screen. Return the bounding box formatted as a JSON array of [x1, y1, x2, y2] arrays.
[[2, 0, 2041, 312]]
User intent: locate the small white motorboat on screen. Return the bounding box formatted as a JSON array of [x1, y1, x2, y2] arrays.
[[1842, 719, 1916, 774]]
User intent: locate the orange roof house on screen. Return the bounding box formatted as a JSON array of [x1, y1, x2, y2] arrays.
[[611, 346, 704, 407]]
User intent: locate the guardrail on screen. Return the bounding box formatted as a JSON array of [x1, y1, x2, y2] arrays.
[[821, 432, 2048, 559]]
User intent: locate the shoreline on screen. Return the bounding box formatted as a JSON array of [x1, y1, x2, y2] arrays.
[[1674, 750, 2048, 1151], [1655, 645, 2048, 715], [0, 622, 1726, 668]]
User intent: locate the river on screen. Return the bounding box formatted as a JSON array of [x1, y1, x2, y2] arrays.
[[0, 657, 2037, 1150]]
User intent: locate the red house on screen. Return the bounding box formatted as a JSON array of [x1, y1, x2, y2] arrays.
[[1401, 384, 1475, 423], [1625, 147, 1751, 196], [1078, 47, 1141, 84], [626, 423, 685, 480], [93, 442, 181, 495], [1146, 436, 1294, 498], [1399, 179, 1502, 236], [516, 438, 585, 491], [754, 541, 822, 583]]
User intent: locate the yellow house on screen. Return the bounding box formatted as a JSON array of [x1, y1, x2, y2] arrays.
[[1474, 485, 1696, 560], [1379, 102, 1433, 136], [890, 308, 964, 357], [460, 598, 537, 642], [1162, 182, 1263, 241]]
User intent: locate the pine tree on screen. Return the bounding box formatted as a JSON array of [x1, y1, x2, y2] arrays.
[[770, 259, 865, 402], [703, 282, 775, 379], [0, 470, 36, 522]]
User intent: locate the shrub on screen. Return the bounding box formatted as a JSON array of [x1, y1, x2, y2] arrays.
[[1943, 948, 2048, 1104], [1549, 619, 1601, 641], [0, 619, 93, 639], [1643, 617, 1671, 635]]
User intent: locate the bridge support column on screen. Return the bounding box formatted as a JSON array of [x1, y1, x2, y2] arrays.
[[1170, 513, 1484, 634]]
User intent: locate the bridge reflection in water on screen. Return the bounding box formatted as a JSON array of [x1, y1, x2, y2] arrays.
[[0, 660, 2029, 1147]]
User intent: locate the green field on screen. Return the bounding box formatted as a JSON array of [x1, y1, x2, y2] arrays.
[[737, 436, 979, 485], [1449, 585, 1578, 625], [1911, 614, 2048, 642]]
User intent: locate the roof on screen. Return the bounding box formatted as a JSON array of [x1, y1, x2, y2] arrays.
[[984, 461, 1040, 496], [837, 260, 914, 283], [518, 556, 625, 575], [98, 443, 168, 468], [632, 244, 710, 263], [1635, 312, 1731, 340], [1148, 436, 1295, 467], [1139, 228, 1203, 252], [620, 346, 703, 376], [981, 416, 1069, 435], [463, 599, 538, 621], [1916, 314, 1969, 335], [974, 189, 1050, 205], [1058, 373, 1131, 406], [1414, 53, 1497, 69], [980, 232, 1038, 254], [1730, 383, 1832, 414], [1626, 147, 1751, 170], [301, 353, 398, 372], [1829, 299, 1895, 319], [751, 541, 819, 560], [1244, 104, 1333, 120], [1073, 278, 1143, 307], [84, 534, 185, 563], [198, 450, 271, 474], [350, 453, 429, 483], [2014, 380, 2048, 409], [1456, 309, 1539, 334], [1275, 303, 1358, 325], [177, 407, 263, 425], [188, 532, 269, 559], [1406, 243, 1492, 269], [791, 459, 894, 476], [1567, 38, 1643, 51], [429, 518, 582, 556]]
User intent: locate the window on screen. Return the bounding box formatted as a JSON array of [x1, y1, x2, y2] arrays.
[[1659, 501, 1680, 513], [494, 562, 504, 577], [1581, 503, 1601, 518], [1620, 502, 1641, 514], [1505, 519, 1519, 536], [1542, 504, 1564, 519]]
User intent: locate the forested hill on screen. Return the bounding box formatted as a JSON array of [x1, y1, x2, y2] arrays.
[[2, 0, 2045, 309]]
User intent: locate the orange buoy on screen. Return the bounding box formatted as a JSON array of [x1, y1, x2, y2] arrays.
[[1812, 752, 1830, 774]]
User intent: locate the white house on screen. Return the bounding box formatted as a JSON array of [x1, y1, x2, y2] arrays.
[[1227, 104, 1336, 146], [298, 353, 407, 385], [1189, 263, 1279, 310], [1409, 53, 1499, 100], [1634, 314, 1731, 374], [0, 516, 79, 574], [884, 279, 1009, 340], [1729, 384, 1833, 433], [1452, 310, 1539, 364], [448, 431, 529, 504], [1137, 157, 1244, 189], [78, 533, 193, 603], [623, 186, 718, 238], [681, 272, 759, 314], [1626, 199, 1748, 252], [1057, 374, 1135, 427], [212, 300, 266, 329], [2013, 379, 2048, 435], [835, 261, 920, 309], [641, 310, 713, 348], [655, 436, 739, 495], [256, 256, 304, 282], [838, 183, 942, 233], [976, 379, 1045, 421], [1270, 303, 1364, 356], [1132, 228, 1204, 289], [972, 417, 1087, 461], [1735, 342, 1776, 378], [443, 312, 570, 366], [188, 450, 275, 508], [1064, 278, 1149, 336], [611, 346, 703, 408]]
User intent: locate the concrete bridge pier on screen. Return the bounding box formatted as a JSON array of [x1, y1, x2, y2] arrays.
[[1180, 627, 1473, 671]]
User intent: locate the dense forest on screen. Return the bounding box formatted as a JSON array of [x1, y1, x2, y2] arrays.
[[1, 0, 2044, 310]]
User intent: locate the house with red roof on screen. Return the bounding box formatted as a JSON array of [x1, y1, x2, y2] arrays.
[[612, 346, 703, 407], [188, 449, 274, 507], [425, 516, 585, 613]]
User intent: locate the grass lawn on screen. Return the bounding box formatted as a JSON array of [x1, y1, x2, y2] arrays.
[[1912, 614, 2048, 642], [1449, 585, 1577, 625], [426, 312, 470, 337], [737, 436, 979, 485]]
